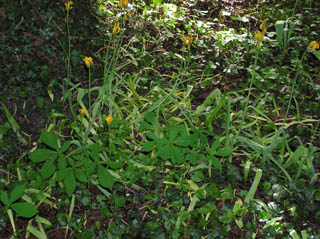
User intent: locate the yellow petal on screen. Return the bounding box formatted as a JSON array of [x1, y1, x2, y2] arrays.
[[112, 23, 120, 35], [65, 1, 73, 11], [308, 41, 319, 50], [105, 115, 113, 125], [83, 56, 93, 67], [79, 108, 87, 116]]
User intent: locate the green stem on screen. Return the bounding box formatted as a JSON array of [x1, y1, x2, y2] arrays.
[[88, 67, 91, 111], [66, 13, 75, 118]]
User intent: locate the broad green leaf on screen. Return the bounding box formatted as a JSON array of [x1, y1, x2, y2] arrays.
[[211, 138, 221, 153], [40, 158, 56, 179], [171, 147, 184, 164], [58, 155, 67, 170], [146, 131, 157, 140], [29, 149, 57, 163], [139, 122, 152, 131], [312, 51, 320, 61], [191, 171, 204, 183], [215, 149, 232, 157], [157, 144, 170, 160], [64, 172, 76, 196], [40, 131, 59, 150], [174, 136, 190, 147], [107, 161, 124, 169], [144, 111, 156, 124], [221, 186, 234, 200], [59, 140, 71, 153], [207, 183, 220, 198], [218, 209, 234, 224], [56, 168, 72, 181], [9, 185, 25, 204], [210, 156, 222, 171], [115, 196, 126, 210], [0, 190, 10, 205], [98, 164, 114, 190], [168, 126, 179, 141], [142, 141, 155, 152], [11, 202, 38, 218], [75, 168, 87, 183]]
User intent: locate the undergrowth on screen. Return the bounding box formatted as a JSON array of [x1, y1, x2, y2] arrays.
[[0, 0, 320, 238]]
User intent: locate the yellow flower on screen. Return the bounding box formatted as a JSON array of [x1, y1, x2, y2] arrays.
[[254, 31, 264, 48], [83, 56, 93, 68], [259, 20, 267, 34], [105, 115, 113, 125], [119, 0, 128, 8], [181, 36, 193, 50], [79, 108, 88, 116], [112, 23, 120, 35], [308, 41, 319, 50], [65, 1, 73, 11]]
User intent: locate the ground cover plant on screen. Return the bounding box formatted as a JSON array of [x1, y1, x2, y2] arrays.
[[1, 0, 320, 238]]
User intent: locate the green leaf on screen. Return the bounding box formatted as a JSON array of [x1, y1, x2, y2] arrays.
[[245, 169, 263, 204], [174, 136, 190, 147], [27, 224, 47, 239], [11, 202, 38, 218], [171, 146, 184, 164], [58, 155, 67, 169], [59, 141, 71, 153], [157, 144, 170, 160], [144, 111, 156, 124], [168, 126, 179, 141], [40, 158, 56, 179], [57, 168, 72, 181], [29, 149, 57, 163], [40, 131, 59, 150], [312, 51, 320, 61], [64, 172, 76, 196], [210, 156, 222, 171], [152, 0, 162, 5], [218, 209, 234, 224], [75, 168, 87, 183], [0, 102, 27, 145], [9, 185, 25, 204], [0, 190, 10, 205], [215, 149, 232, 157], [191, 171, 204, 183], [98, 164, 114, 190], [206, 96, 226, 126], [0, 102, 20, 132], [142, 141, 155, 152], [114, 196, 126, 210], [211, 138, 221, 153], [207, 184, 220, 198]]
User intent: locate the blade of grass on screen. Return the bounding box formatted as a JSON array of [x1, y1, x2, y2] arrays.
[[244, 169, 262, 204]]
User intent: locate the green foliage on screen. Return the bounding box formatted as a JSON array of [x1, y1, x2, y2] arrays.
[[0, 185, 37, 218], [0, 0, 320, 238]]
